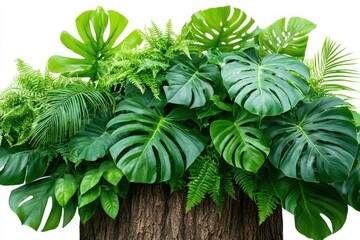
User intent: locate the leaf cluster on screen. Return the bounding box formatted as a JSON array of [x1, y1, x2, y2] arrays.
[[1, 5, 360, 240]]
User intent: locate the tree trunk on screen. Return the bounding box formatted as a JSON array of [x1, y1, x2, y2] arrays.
[[80, 184, 283, 240]]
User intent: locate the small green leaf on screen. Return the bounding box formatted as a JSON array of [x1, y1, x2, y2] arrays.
[[100, 187, 119, 219], [80, 169, 103, 195], [55, 174, 78, 207], [79, 186, 101, 208], [100, 161, 124, 186]]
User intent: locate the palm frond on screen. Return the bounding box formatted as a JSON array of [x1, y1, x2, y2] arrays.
[[307, 37, 359, 100], [31, 84, 114, 146]]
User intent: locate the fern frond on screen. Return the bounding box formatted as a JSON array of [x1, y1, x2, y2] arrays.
[[307, 37, 359, 100], [256, 184, 280, 225], [31, 84, 115, 146], [186, 158, 218, 211], [234, 168, 257, 201]]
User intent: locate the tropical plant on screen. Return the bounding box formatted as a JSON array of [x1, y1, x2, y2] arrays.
[[1, 5, 359, 240]]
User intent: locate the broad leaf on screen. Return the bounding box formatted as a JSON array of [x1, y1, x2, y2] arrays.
[[0, 145, 49, 185], [80, 169, 103, 195], [221, 50, 310, 117], [259, 17, 316, 59], [108, 98, 207, 183], [210, 107, 269, 172], [262, 97, 358, 182], [100, 161, 124, 186], [55, 174, 78, 207], [9, 178, 64, 231], [189, 6, 258, 52], [164, 54, 220, 108], [48, 7, 142, 79], [100, 186, 119, 219], [69, 113, 114, 161], [273, 173, 347, 240]]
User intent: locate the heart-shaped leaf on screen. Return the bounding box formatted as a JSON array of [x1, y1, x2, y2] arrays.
[[259, 17, 316, 59], [80, 169, 103, 195], [55, 174, 78, 207], [108, 98, 207, 183], [262, 97, 358, 182], [210, 106, 269, 172], [164, 54, 220, 108], [189, 6, 258, 52], [221, 50, 310, 117], [100, 187, 119, 219]]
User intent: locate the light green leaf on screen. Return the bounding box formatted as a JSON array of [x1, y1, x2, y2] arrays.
[[259, 17, 316, 59], [100, 161, 124, 186], [262, 97, 358, 182], [164, 54, 220, 108], [79, 186, 101, 208], [108, 98, 207, 183], [55, 174, 78, 207], [100, 187, 119, 219], [273, 173, 347, 240], [220, 50, 310, 117], [80, 169, 103, 195], [210, 107, 269, 172], [190, 6, 258, 52]]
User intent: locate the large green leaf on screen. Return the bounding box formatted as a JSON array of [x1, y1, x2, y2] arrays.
[[9, 176, 76, 231], [259, 17, 316, 59], [273, 173, 347, 240], [0, 145, 49, 185], [262, 97, 358, 183], [48, 7, 142, 79], [189, 6, 258, 52], [108, 98, 207, 183], [210, 107, 269, 172], [220, 50, 310, 117], [69, 113, 115, 161], [164, 54, 220, 108]]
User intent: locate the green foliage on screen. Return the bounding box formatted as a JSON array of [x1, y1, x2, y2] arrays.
[[189, 5, 258, 52], [307, 37, 359, 100], [220, 49, 310, 117], [262, 97, 358, 183], [1, 5, 360, 240], [48, 7, 142, 80], [108, 98, 207, 183], [259, 17, 316, 59]]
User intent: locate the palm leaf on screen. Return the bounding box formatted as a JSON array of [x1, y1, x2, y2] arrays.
[[31, 84, 114, 146], [307, 37, 359, 100]]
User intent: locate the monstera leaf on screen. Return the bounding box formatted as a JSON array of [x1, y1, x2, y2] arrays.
[[9, 165, 77, 231], [210, 106, 269, 172], [189, 6, 258, 52], [108, 98, 207, 183], [262, 97, 358, 183], [69, 113, 115, 161], [0, 145, 50, 185], [48, 7, 142, 79], [164, 54, 221, 108], [259, 17, 316, 59], [273, 172, 347, 240], [220, 50, 310, 117]]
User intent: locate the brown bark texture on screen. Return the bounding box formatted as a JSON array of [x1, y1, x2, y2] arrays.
[[80, 184, 283, 240]]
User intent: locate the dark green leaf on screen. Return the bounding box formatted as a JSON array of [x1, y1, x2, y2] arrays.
[[100, 187, 119, 219], [164, 54, 220, 108], [55, 174, 78, 207], [263, 97, 358, 182], [190, 6, 258, 52], [221, 51, 310, 117], [79, 200, 99, 224], [259, 17, 316, 59], [80, 169, 103, 195], [63, 198, 77, 227], [108, 98, 207, 183], [210, 107, 269, 172], [273, 173, 347, 240]]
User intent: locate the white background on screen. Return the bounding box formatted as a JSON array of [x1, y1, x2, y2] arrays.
[[1, 0, 359, 239]]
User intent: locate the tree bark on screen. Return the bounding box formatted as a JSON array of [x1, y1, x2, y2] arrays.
[[80, 184, 283, 240]]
